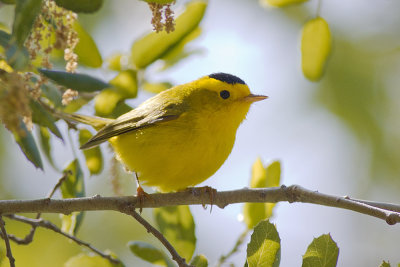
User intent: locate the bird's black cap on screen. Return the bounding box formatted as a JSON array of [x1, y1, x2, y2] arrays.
[[209, 73, 246, 85]]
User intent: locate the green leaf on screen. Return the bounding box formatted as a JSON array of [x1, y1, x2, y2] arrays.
[[131, 1, 207, 69], [11, 0, 42, 47], [54, 0, 103, 13], [302, 234, 339, 267], [160, 27, 202, 70], [6, 43, 29, 70], [107, 53, 123, 71], [13, 120, 43, 169], [153, 206, 196, 261], [0, 244, 5, 264], [246, 220, 281, 267], [94, 89, 123, 117], [108, 101, 132, 119], [142, 81, 173, 94], [261, 0, 308, 7], [379, 261, 391, 267], [61, 159, 85, 234], [243, 159, 281, 229], [0, 0, 16, 4], [109, 70, 138, 98], [243, 202, 267, 230], [190, 254, 208, 267], [73, 21, 103, 68], [37, 126, 59, 170], [93, 69, 138, 116], [61, 159, 85, 198], [264, 161, 281, 217], [79, 129, 103, 175], [128, 241, 174, 267], [65, 252, 122, 267], [62, 97, 90, 113], [38, 68, 110, 92], [40, 81, 63, 107], [0, 30, 11, 48], [142, 0, 175, 4], [60, 211, 84, 235], [30, 100, 63, 139]]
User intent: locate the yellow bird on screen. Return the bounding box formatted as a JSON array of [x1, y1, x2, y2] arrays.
[[61, 73, 267, 192]]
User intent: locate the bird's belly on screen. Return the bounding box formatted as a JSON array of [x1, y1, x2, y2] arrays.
[[109, 124, 235, 192]]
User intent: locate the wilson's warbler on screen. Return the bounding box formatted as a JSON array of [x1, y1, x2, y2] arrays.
[[61, 73, 267, 192]]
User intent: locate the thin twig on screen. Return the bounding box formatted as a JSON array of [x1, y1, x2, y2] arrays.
[[0, 216, 15, 267], [348, 198, 400, 213], [47, 172, 69, 198], [121, 206, 191, 267], [316, 0, 322, 17], [217, 229, 249, 267], [8, 173, 69, 245], [1, 185, 400, 225], [5, 214, 120, 265]]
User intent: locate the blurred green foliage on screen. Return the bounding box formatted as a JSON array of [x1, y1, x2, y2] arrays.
[[55, 0, 103, 13], [317, 40, 400, 181], [64, 252, 121, 267], [128, 241, 175, 267], [153, 206, 196, 262]]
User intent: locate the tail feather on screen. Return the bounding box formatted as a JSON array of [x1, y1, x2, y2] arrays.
[[55, 111, 113, 130]]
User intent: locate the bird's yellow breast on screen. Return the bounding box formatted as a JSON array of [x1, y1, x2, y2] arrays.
[[109, 103, 248, 192]]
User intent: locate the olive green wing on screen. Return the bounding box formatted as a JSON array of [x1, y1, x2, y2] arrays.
[[80, 105, 182, 150]]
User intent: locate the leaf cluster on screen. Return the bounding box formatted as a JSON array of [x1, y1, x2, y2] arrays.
[[0, 0, 207, 174], [0, 1, 207, 265]]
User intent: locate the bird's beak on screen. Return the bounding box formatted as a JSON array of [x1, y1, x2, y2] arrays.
[[243, 94, 268, 102]]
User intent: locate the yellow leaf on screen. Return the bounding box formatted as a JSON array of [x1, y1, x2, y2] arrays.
[[131, 1, 207, 69], [65, 253, 120, 267], [142, 0, 175, 3], [265, 161, 280, 188], [301, 17, 332, 81], [142, 81, 173, 94], [73, 21, 103, 68], [107, 53, 123, 71], [0, 60, 13, 72], [250, 157, 267, 188], [262, 0, 308, 7], [244, 159, 281, 229], [94, 89, 123, 117], [79, 129, 103, 175], [161, 27, 202, 69], [109, 70, 138, 98], [60, 212, 79, 235]]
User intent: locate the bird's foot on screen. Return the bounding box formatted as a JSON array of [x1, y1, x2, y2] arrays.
[[136, 185, 151, 213], [185, 186, 217, 212]]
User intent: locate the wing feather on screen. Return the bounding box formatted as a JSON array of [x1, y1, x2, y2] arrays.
[[80, 105, 183, 149]]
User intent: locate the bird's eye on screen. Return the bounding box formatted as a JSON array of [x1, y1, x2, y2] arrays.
[[220, 90, 230, 99]]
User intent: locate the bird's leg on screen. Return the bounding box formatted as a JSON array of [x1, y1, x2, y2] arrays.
[[134, 172, 150, 213]]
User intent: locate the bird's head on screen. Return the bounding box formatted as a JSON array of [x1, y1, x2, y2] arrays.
[[185, 73, 267, 122]]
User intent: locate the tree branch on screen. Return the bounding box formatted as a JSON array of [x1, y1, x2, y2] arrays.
[[121, 206, 190, 267], [0, 185, 400, 225], [4, 214, 120, 265], [0, 216, 15, 267]]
